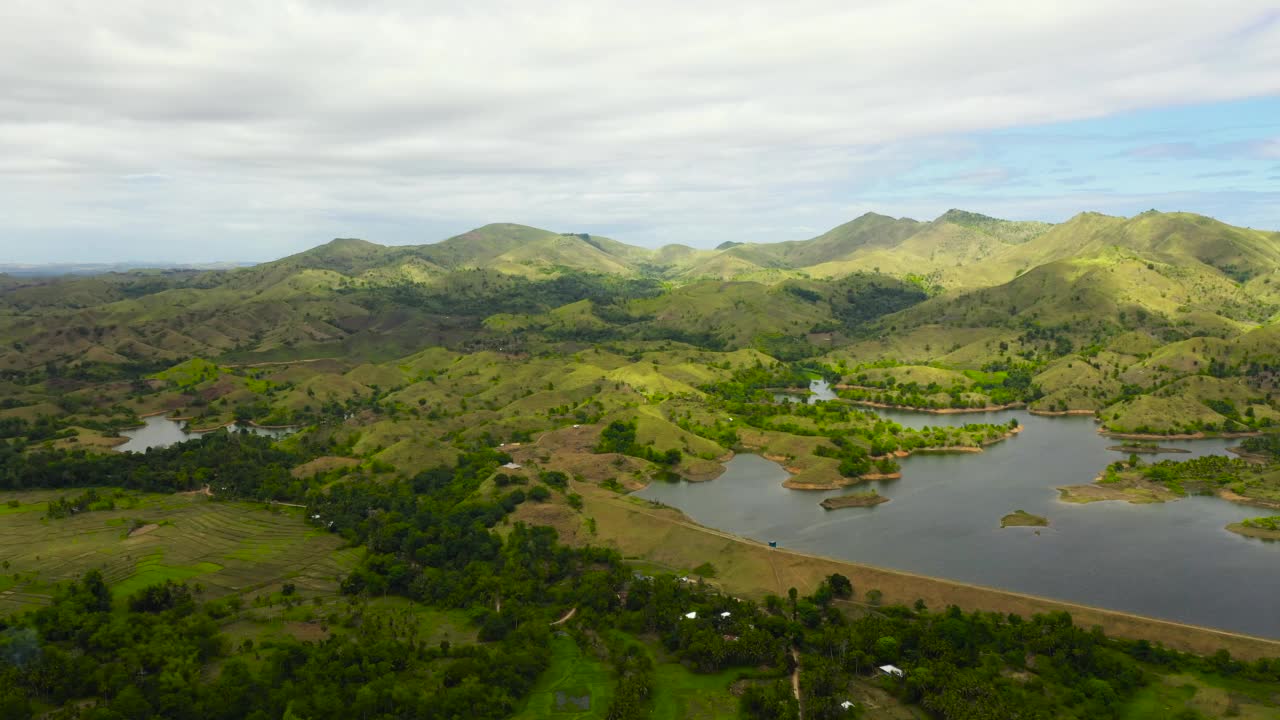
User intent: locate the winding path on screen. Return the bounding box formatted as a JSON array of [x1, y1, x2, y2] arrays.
[[550, 607, 577, 626]]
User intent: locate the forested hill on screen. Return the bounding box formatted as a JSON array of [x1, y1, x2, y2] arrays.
[[1, 208, 1279, 436]]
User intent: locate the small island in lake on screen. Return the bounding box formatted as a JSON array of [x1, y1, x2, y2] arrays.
[[1227, 516, 1280, 541], [1106, 442, 1190, 455], [821, 490, 889, 510], [1000, 510, 1048, 528]]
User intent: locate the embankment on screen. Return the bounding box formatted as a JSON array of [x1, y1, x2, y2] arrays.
[[581, 482, 1280, 661]]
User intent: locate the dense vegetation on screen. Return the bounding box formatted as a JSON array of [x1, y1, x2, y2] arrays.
[[1240, 516, 1280, 531], [0, 431, 300, 498]]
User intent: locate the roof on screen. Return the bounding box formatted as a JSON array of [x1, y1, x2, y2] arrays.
[[720, 611, 731, 617], [684, 611, 697, 619], [840, 701, 855, 709], [878, 664, 904, 676], [501, 462, 522, 470]]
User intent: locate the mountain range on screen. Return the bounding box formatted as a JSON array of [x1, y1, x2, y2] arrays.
[[2, 207, 1279, 436], [250, 208, 1278, 289]]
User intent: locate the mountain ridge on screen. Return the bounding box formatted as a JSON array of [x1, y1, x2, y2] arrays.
[[213, 208, 1271, 292]]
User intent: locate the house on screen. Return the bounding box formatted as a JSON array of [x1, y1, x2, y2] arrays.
[[840, 701, 855, 710], [501, 462, 522, 470], [720, 611, 731, 618], [684, 611, 697, 619], [878, 664, 904, 678]]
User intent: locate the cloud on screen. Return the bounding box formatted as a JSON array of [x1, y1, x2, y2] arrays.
[[935, 168, 1023, 188], [1058, 175, 1097, 186], [0, 1, 1279, 260], [1254, 139, 1280, 158], [121, 172, 171, 182], [1193, 170, 1253, 179], [1123, 142, 1202, 160]]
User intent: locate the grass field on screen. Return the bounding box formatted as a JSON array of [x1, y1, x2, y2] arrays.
[[1119, 669, 1280, 719], [218, 596, 476, 649], [512, 629, 743, 720], [513, 634, 615, 719], [649, 653, 741, 719], [0, 489, 358, 614]]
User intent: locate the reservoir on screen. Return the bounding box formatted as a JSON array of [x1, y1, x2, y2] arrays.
[[638, 381, 1280, 638], [116, 415, 295, 453]]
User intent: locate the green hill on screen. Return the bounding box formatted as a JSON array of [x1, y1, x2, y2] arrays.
[[2, 208, 1277, 437]]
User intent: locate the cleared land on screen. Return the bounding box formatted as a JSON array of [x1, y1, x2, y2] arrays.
[[0, 489, 358, 614]]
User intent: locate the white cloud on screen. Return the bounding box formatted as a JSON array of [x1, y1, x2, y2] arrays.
[[0, 0, 1278, 261], [1255, 138, 1280, 159]]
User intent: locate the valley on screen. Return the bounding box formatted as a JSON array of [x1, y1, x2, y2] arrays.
[[5, 208, 1280, 719]]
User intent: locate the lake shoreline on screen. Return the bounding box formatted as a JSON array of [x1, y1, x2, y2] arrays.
[[1228, 446, 1271, 463], [775, 425, 1022, 490], [636, 400, 1280, 642], [1057, 474, 1280, 511], [597, 483, 1280, 659], [1001, 510, 1049, 528], [834, 391, 1026, 415], [1102, 429, 1264, 440], [1226, 522, 1280, 541], [821, 493, 890, 510], [1106, 445, 1191, 454], [783, 471, 902, 490], [114, 415, 300, 453]]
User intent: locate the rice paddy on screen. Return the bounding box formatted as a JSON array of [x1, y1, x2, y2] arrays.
[[0, 488, 359, 614]]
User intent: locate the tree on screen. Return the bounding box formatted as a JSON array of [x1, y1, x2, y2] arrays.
[[826, 573, 853, 599], [874, 636, 899, 663]]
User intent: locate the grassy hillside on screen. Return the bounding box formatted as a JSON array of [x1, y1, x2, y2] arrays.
[[2, 208, 1277, 438]]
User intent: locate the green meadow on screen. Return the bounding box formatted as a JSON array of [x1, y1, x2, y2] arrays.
[[0, 489, 357, 614]]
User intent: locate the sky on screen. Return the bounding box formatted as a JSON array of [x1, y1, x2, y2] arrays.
[[1, 1, 1278, 264]]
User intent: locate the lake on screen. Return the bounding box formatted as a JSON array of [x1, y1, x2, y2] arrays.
[[115, 415, 295, 453], [638, 381, 1280, 638]]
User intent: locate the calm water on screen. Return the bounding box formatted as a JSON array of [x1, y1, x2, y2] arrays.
[[640, 381, 1280, 638], [116, 415, 294, 453]]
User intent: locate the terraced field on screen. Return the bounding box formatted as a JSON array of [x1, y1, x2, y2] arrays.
[[0, 489, 359, 614]]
